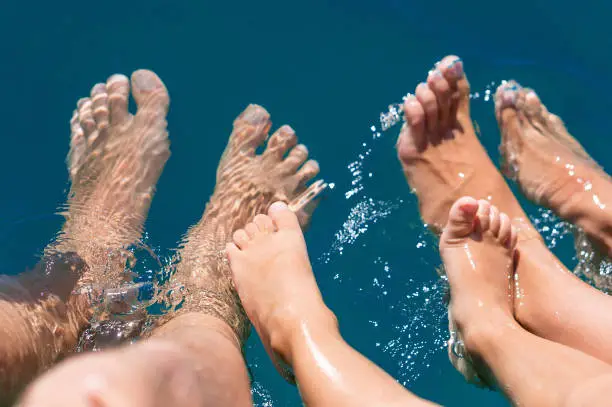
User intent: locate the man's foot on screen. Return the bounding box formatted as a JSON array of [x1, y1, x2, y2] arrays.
[[496, 82, 612, 256], [396, 55, 538, 239], [227, 202, 336, 383], [440, 197, 518, 388], [165, 105, 325, 359], [57, 70, 171, 288]]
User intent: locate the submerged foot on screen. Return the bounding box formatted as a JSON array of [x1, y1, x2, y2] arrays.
[[496, 82, 612, 256], [396, 56, 538, 239], [440, 197, 518, 387], [227, 202, 335, 383], [166, 105, 325, 354], [58, 70, 170, 289]]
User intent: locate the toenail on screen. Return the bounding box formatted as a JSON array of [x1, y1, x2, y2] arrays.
[[269, 201, 289, 213], [133, 71, 161, 92], [448, 58, 464, 77], [242, 105, 268, 125]]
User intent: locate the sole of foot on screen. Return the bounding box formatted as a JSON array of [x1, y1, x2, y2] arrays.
[[440, 197, 518, 388], [165, 105, 326, 382], [495, 81, 612, 257], [227, 201, 336, 385]]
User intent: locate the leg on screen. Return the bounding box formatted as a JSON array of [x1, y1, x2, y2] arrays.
[[396, 55, 612, 366], [227, 202, 436, 407], [442, 197, 612, 406], [23, 105, 326, 405], [1, 71, 171, 401]]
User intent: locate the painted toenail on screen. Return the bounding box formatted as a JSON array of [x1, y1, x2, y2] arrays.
[[269, 201, 289, 213], [133, 71, 161, 92], [242, 105, 268, 125], [448, 59, 464, 77]]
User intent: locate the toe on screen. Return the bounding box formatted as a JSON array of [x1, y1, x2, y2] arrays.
[[437, 55, 469, 97], [253, 214, 275, 234], [476, 200, 492, 232], [263, 125, 298, 162], [106, 74, 131, 126], [131, 70, 170, 123], [294, 160, 320, 186], [494, 81, 521, 120], [445, 196, 479, 238], [230, 104, 272, 154], [488, 205, 501, 236], [427, 69, 452, 129], [244, 222, 261, 239], [280, 144, 309, 174], [90, 83, 110, 134], [232, 229, 251, 250], [69, 110, 87, 175], [268, 201, 301, 231], [509, 226, 519, 250], [498, 213, 513, 247], [397, 95, 426, 160], [415, 82, 439, 137], [523, 89, 545, 118], [77, 97, 96, 138]]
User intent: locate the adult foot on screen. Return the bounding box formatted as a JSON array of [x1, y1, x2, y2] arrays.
[[440, 197, 518, 388], [496, 82, 612, 256], [165, 105, 325, 355], [227, 202, 336, 383], [397, 55, 538, 240], [57, 70, 171, 288]]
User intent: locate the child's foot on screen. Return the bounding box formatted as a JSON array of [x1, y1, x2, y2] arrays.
[[396, 55, 538, 240], [226, 201, 336, 383], [440, 197, 518, 387], [496, 82, 612, 256]]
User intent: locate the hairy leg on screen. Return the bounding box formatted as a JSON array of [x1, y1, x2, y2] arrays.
[[22, 105, 325, 406]]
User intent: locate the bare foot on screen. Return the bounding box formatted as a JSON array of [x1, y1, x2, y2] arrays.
[[396, 55, 539, 240], [226, 201, 335, 384], [440, 197, 518, 388], [163, 105, 325, 372], [496, 82, 612, 256], [56, 70, 171, 288]]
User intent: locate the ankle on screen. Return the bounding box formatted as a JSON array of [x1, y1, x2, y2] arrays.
[[458, 309, 518, 359]]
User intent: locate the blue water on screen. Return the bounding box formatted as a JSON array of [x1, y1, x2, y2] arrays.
[[2, 0, 612, 405]]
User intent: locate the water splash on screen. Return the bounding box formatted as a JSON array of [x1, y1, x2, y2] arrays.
[[382, 279, 448, 384]]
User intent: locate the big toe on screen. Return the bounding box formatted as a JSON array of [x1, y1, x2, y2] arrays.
[[437, 55, 469, 101], [230, 104, 272, 154], [131, 70, 170, 117], [444, 196, 479, 239], [268, 201, 301, 231]]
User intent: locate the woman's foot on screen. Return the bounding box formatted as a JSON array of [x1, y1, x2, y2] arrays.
[[164, 105, 325, 356], [396, 56, 539, 240], [440, 197, 518, 387], [496, 82, 612, 256], [226, 202, 336, 382]]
